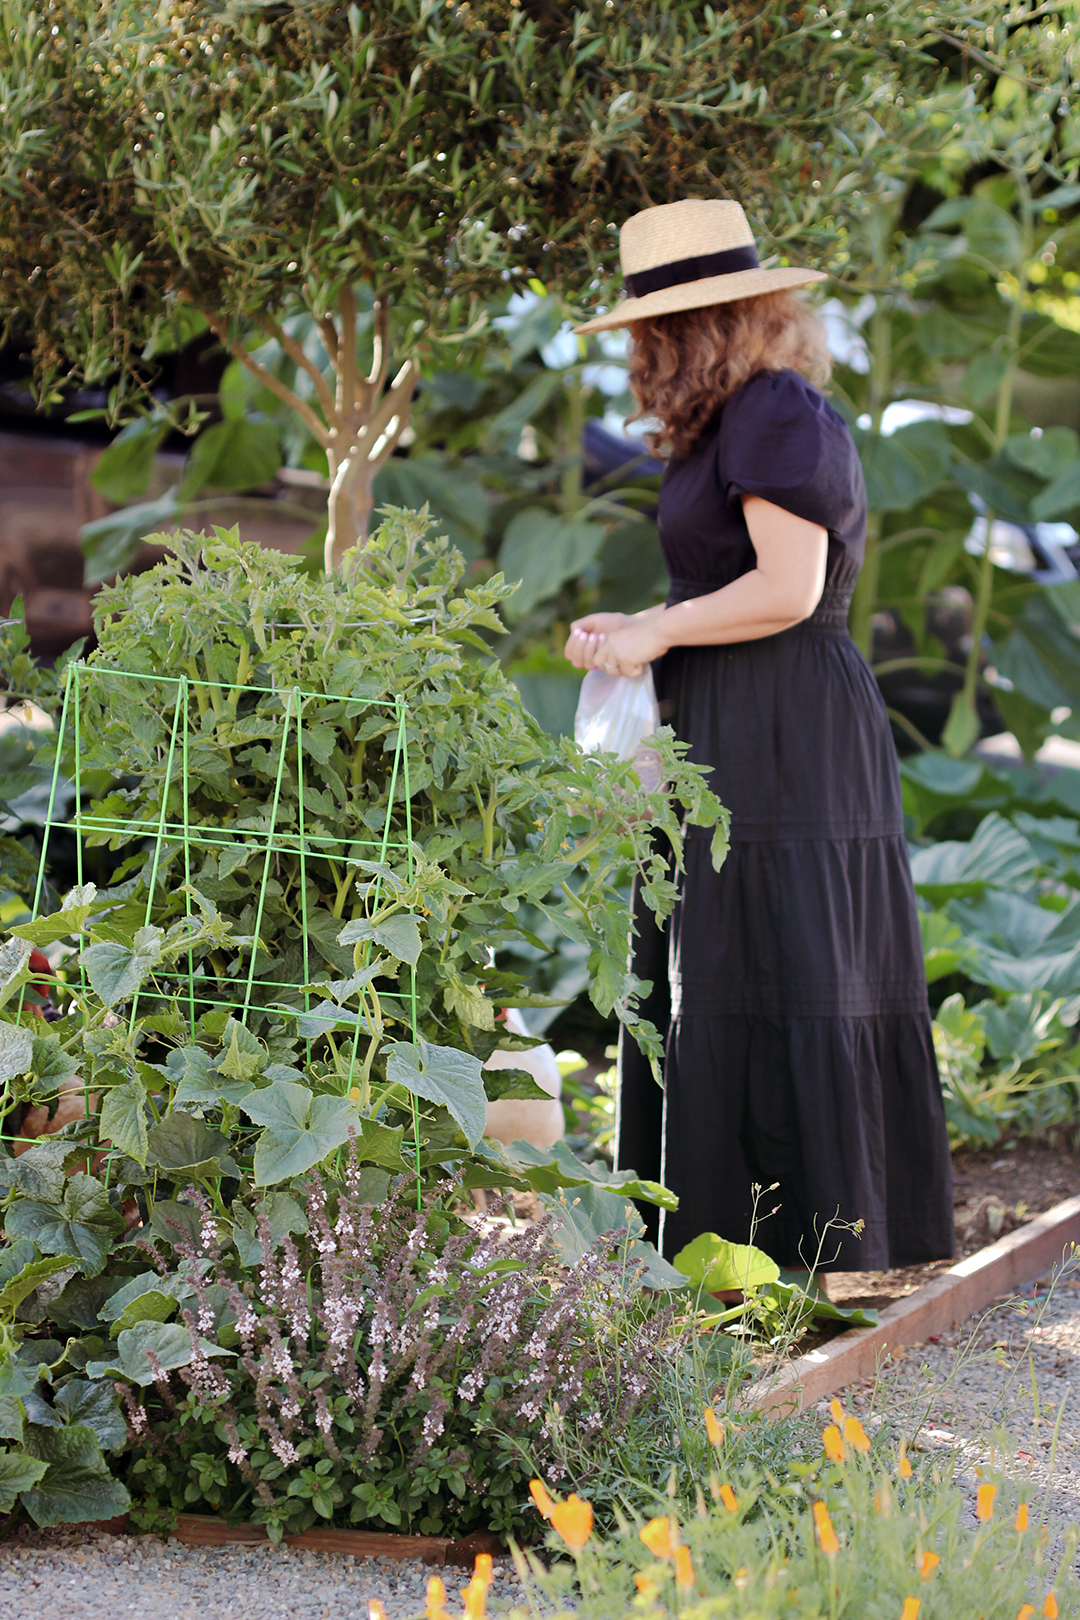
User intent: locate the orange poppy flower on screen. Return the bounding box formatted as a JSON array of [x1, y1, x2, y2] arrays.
[[462, 1575, 488, 1620], [704, 1406, 724, 1446], [674, 1546, 695, 1589], [813, 1501, 839, 1557], [1017, 1607, 1035, 1620], [719, 1483, 738, 1514], [550, 1493, 593, 1549], [635, 1571, 662, 1598], [976, 1483, 997, 1521], [900, 1599, 921, 1620], [1045, 1596, 1059, 1619], [640, 1516, 677, 1559], [844, 1416, 871, 1453], [898, 1454, 914, 1480], [829, 1398, 845, 1424], [823, 1425, 846, 1463], [369, 1604, 389, 1620], [919, 1551, 941, 1581], [529, 1479, 554, 1520], [1015, 1504, 1030, 1532], [425, 1576, 449, 1620]]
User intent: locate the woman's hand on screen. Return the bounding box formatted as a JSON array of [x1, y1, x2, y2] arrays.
[[565, 612, 669, 676], [564, 612, 633, 670]]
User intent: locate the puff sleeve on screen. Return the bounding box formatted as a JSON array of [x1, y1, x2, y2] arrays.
[[717, 370, 866, 538]]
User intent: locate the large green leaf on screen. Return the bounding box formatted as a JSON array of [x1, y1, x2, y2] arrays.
[[5, 1175, 125, 1277], [0, 938, 33, 1010], [961, 894, 1080, 1004], [99, 1269, 197, 1326], [976, 989, 1078, 1065], [29, 1035, 81, 1093], [1032, 456, 1080, 520], [0, 1253, 79, 1319], [499, 1138, 678, 1208], [52, 1382, 128, 1453], [80, 489, 183, 587], [1005, 427, 1079, 482], [84, 1320, 230, 1385], [0, 1140, 68, 1201], [856, 421, 950, 512], [145, 1113, 235, 1178], [672, 1232, 780, 1293], [909, 812, 1038, 903], [544, 1181, 686, 1290], [338, 913, 422, 966], [0, 1449, 48, 1513], [180, 417, 282, 497], [10, 883, 99, 946], [383, 1038, 488, 1148], [20, 1424, 129, 1525], [0, 1021, 32, 1085], [80, 926, 163, 1007], [951, 456, 1035, 524], [98, 1081, 149, 1166], [919, 909, 972, 985], [498, 507, 606, 620], [90, 417, 169, 502], [168, 1044, 255, 1108], [241, 1081, 360, 1184]]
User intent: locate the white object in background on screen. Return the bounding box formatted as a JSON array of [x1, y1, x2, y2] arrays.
[[483, 1007, 564, 1150], [574, 666, 663, 791]]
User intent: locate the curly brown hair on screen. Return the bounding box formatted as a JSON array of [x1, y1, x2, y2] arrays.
[[627, 292, 831, 460]]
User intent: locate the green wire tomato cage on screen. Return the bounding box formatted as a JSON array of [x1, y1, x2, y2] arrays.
[[20, 659, 424, 1174]]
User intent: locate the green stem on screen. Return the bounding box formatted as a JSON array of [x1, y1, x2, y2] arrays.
[[850, 512, 882, 659], [560, 373, 587, 519], [851, 280, 892, 659], [960, 169, 1031, 718]]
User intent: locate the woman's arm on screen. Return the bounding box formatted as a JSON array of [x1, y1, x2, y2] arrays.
[[564, 496, 828, 675]]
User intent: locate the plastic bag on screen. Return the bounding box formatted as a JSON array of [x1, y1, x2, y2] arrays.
[[574, 667, 664, 792]]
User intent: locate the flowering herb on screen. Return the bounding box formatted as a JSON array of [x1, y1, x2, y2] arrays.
[[122, 1167, 677, 1541]]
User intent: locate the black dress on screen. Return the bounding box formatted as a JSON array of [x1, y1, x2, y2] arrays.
[[617, 368, 955, 1272]]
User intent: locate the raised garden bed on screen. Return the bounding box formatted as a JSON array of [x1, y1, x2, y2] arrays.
[[88, 1514, 503, 1566]]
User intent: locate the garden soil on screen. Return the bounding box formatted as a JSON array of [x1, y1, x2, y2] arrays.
[[0, 1532, 526, 1619]]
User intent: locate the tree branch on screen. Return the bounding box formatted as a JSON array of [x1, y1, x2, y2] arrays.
[[340, 284, 358, 422], [361, 359, 419, 452], [261, 314, 338, 426], [203, 313, 331, 448], [317, 316, 341, 392], [368, 300, 390, 396]]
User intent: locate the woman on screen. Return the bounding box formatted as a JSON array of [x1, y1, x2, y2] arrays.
[[566, 199, 954, 1271]]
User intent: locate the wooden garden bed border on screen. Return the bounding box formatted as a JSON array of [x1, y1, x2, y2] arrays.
[[89, 1513, 504, 1566], [749, 1193, 1080, 1413]]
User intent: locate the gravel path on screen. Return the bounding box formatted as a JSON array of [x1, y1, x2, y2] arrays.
[[835, 1259, 1080, 1525], [0, 1529, 526, 1620]]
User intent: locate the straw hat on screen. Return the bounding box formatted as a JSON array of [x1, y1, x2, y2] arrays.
[[574, 199, 826, 335]]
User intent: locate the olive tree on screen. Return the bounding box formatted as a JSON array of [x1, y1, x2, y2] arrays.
[[0, 0, 1005, 570]]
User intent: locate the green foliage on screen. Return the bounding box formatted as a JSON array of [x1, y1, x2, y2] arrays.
[[519, 1422, 1078, 1620], [903, 756, 1080, 1148], [0, 511, 726, 1527]]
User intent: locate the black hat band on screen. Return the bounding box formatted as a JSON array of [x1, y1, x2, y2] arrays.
[[623, 243, 760, 300]]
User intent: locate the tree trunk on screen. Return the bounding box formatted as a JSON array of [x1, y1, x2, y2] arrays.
[[207, 292, 418, 576]]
